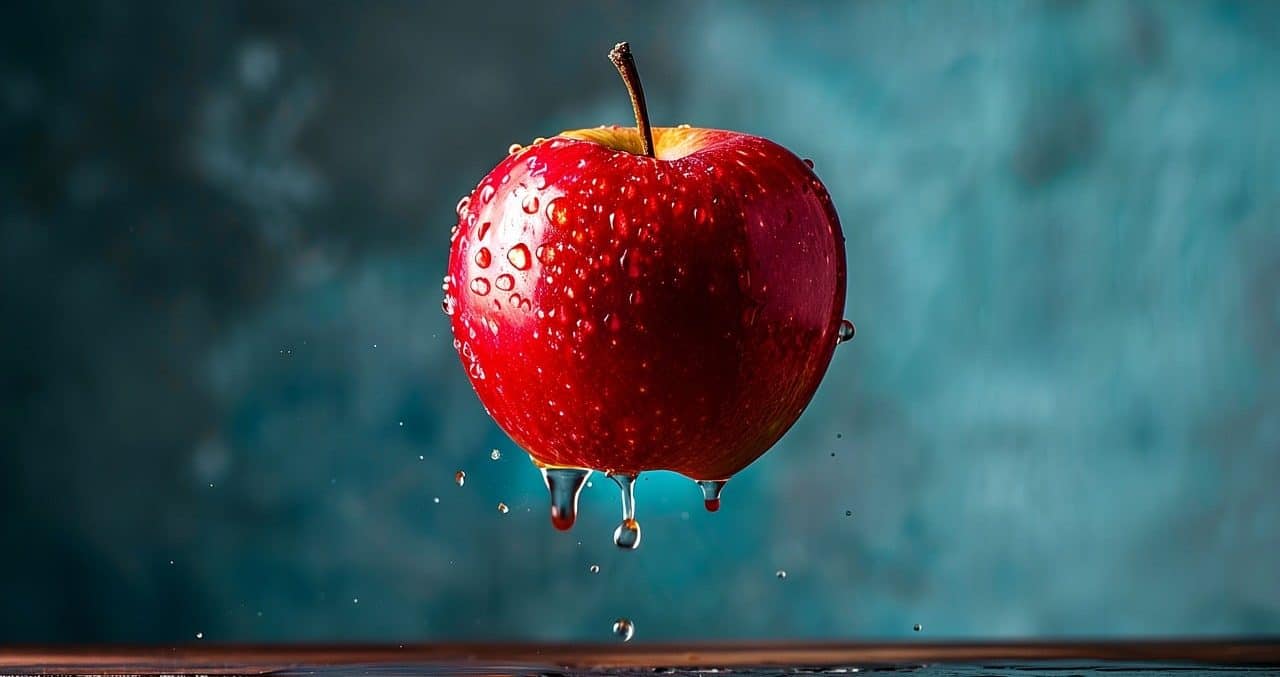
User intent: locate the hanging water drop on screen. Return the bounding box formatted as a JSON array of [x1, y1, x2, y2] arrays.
[[610, 472, 641, 549], [454, 470, 466, 487], [541, 467, 592, 531], [837, 319, 856, 343], [697, 479, 727, 512], [612, 618, 635, 642]]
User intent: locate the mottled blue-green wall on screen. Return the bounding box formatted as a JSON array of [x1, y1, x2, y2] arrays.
[[2, 0, 1278, 642]]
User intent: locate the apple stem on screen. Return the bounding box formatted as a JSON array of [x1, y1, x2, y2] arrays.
[[608, 41, 656, 158]]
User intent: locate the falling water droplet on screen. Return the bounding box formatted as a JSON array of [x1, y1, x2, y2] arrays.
[[542, 467, 592, 531], [507, 243, 532, 270], [589, 564, 600, 574], [495, 274, 515, 291], [490, 449, 502, 461], [521, 194, 540, 214], [474, 247, 492, 268], [913, 624, 923, 632], [610, 472, 641, 549], [837, 319, 856, 343], [697, 480, 727, 512], [497, 502, 509, 514], [454, 470, 466, 487], [612, 618, 635, 642], [776, 569, 788, 580], [470, 278, 491, 296]]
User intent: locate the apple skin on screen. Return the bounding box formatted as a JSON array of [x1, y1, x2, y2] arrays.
[[445, 127, 845, 481]]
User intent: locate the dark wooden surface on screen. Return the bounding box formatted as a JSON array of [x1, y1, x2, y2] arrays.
[[0, 640, 1277, 674]]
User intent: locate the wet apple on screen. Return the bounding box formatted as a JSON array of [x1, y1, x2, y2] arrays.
[[444, 43, 850, 543]]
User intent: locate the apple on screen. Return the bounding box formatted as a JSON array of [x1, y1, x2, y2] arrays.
[[444, 43, 848, 519]]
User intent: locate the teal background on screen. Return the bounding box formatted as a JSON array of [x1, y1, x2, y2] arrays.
[[2, 1, 1278, 641]]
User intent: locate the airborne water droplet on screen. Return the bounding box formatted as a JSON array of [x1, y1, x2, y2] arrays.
[[507, 243, 532, 270], [470, 278, 491, 296], [495, 274, 515, 291], [609, 472, 641, 549], [612, 618, 635, 642], [454, 470, 466, 487], [837, 319, 856, 343], [776, 569, 788, 580], [589, 564, 600, 574], [697, 480, 727, 512], [497, 502, 509, 514], [914, 624, 923, 632], [490, 449, 501, 461], [474, 247, 492, 268], [541, 467, 591, 531]]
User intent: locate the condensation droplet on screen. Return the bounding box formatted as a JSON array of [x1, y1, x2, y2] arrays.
[[474, 247, 492, 268], [837, 319, 856, 343], [454, 470, 466, 487], [495, 274, 515, 291], [546, 198, 568, 225], [470, 278, 491, 296], [610, 472, 641, 549], [612, 618, 635, 642], [697, 480, 727, 512], [507, 243, 532, 270], [543, 467, 591, 531]]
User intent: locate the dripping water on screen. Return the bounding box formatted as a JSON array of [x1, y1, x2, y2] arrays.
[[541, 467, 592, 531], [609, 472, 641, 549], [697, 479, 727, 512]]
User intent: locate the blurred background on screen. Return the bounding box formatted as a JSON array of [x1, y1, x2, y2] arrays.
[[2, 0, 1279, 643]]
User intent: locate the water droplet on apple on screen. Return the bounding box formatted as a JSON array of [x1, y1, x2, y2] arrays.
[[546, 197, 568, 225], [508, 143, 522, 155], [455, 196, 470, 216], [507, 243, 532, 270], [521, 194, 540, 214], [470, 278, 491, 296], [479, 186, 495, 205], [677, 123, 691, 129], [837, 319, 856, 344], [454, 470, 466, 487], [495, 274, 515, 291], [542, 466, 591, 531], [697, 479, 727, 512], [536, 244, 556, 264], [441, 296, 455, 316], [477, 221, 491, 241], [609, 472, 641, 550], [803, 158, 815, 169], [612, 618, 635, 642], [474, 247, 492, 268]]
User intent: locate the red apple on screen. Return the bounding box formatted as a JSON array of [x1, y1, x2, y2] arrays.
[[444, 44, 846, 487]]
